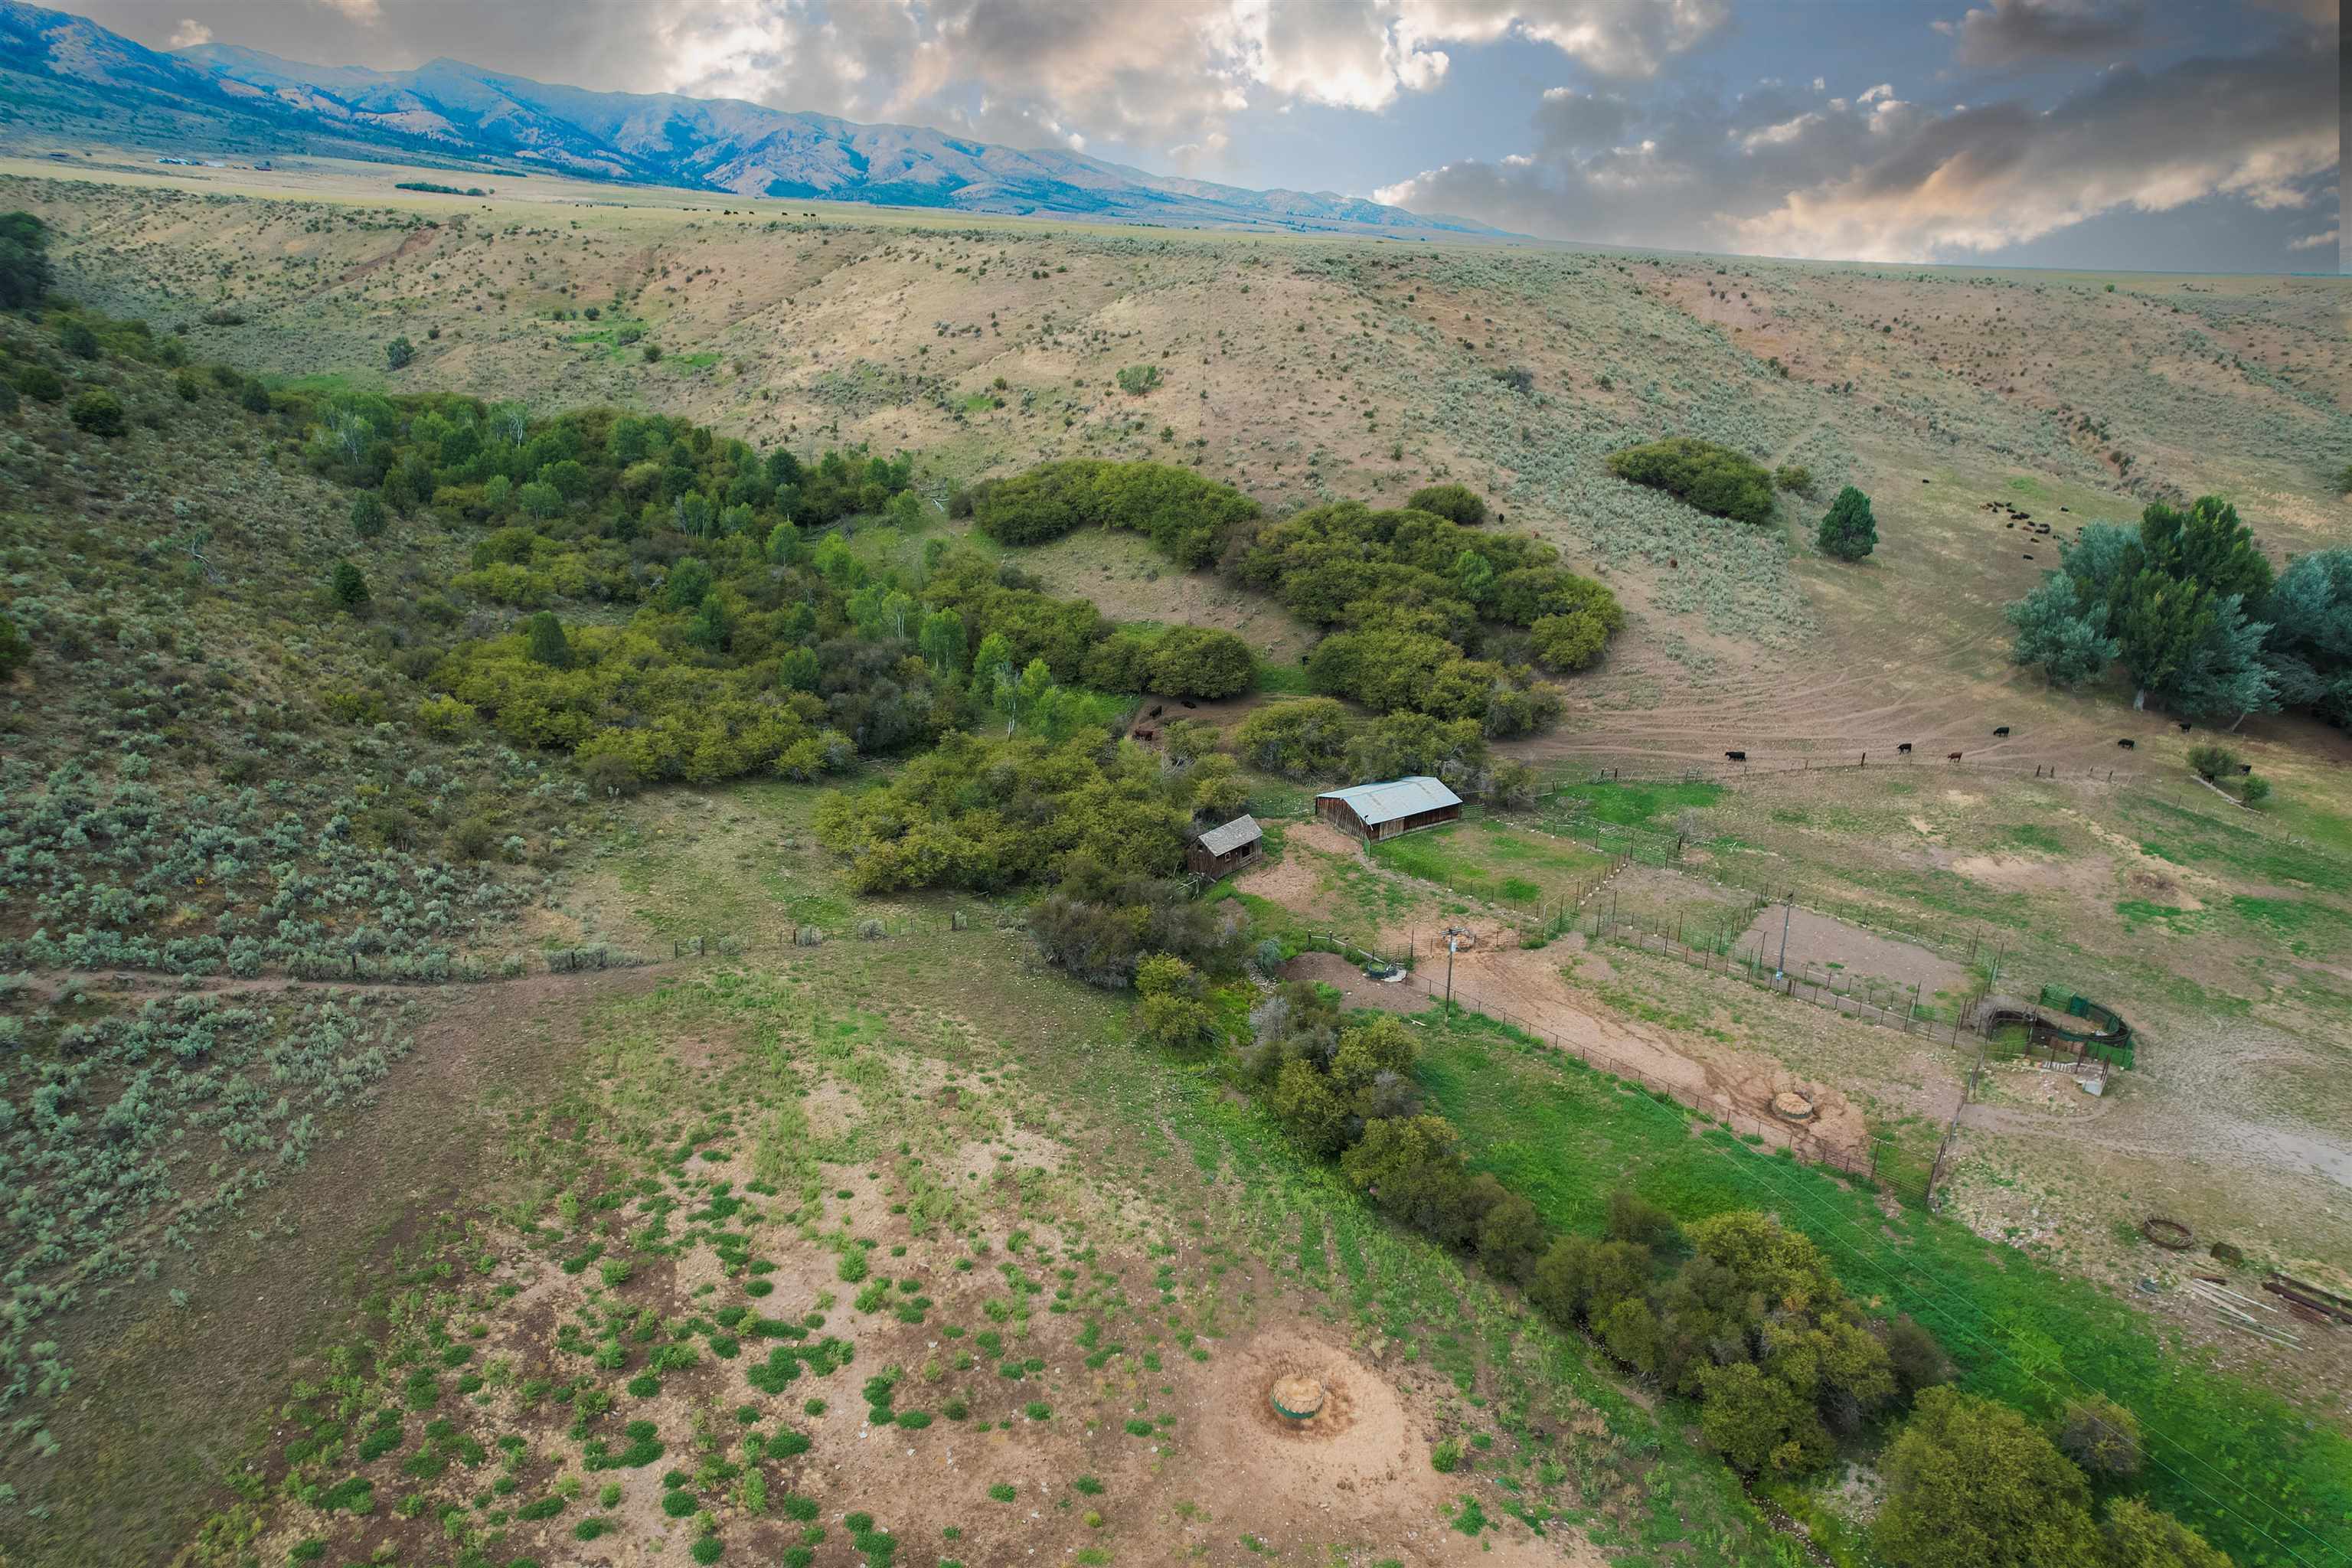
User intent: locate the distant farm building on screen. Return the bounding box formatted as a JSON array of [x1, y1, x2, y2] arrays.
[[1187, 815, 1263, 878], [1314, 776, 1464, 842]]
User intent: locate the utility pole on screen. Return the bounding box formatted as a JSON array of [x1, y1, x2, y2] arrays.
[[1774, 893, 1794, 980], [1445, 933, 1458, 1019]]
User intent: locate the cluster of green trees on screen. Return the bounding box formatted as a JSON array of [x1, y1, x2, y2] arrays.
[[812, 730, 1240, 897], [967, 461, 1619, 733], [1234, 699, 1537, 804], [288, 395, 1276, 783], [1234, 499, 1619, 730], [1229, 982, 2235, 1568], [965, 458, 1261, 567], [1606, 436, 1777, 524], [814, 730, 1254, 989], [2007, 495, 2352, 728]]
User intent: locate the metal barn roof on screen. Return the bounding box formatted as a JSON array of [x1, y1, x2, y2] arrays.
[[1197, 815, 1263, 856], [1315, 776, 1463, 825]]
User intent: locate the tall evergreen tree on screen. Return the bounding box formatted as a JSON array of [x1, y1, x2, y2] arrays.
[[328, 560, 370, 611], [524, 611, 573, 669], [2141, 495, 2272, 603], [1815, 485, 1877, 561]]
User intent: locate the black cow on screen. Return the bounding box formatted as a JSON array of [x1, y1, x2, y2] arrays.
[[1948, 751, 1963, 762], [1897, 743, 1913, 755], [1725, 750, 1747, 763], [2178, 721, 2192, 732], [1148, 704, 1165, 718], [1181, 698, 1197, 709], [2118, 738, 2136, 749], [2240, 763, 2254, 775], [1993, 726, 2010, 737]]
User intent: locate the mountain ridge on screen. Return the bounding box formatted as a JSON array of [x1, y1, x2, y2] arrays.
[[0, 1, 1504, 235]]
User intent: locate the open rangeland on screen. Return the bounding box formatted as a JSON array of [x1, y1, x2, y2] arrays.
[[0, 150, 2348, 1568]]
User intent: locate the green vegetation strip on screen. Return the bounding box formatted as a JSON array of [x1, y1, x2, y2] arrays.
[[1416, 1008, 2352, 1568]]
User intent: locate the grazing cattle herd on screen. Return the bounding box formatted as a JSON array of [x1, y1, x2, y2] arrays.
[[1704, 725, 2161, 769]]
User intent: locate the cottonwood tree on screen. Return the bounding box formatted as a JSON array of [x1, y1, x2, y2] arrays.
[[2005, 576, 2118, 688], [2264, 547, 2352, 725]]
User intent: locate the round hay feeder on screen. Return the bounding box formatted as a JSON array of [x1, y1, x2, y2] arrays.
[[1269, 1375, 1327, 1423], [1770, 1090, 1816, 1124], [2141, 1216, 2194, 1251]]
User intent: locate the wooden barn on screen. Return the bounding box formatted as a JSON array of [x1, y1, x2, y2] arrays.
[[1314, 776, 1464, 842], [1187, 815, 1263, 878]]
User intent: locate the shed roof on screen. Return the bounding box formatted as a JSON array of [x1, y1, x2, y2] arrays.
[[1315, 776, 1463, 825], [1197, 815, 1263, 856]]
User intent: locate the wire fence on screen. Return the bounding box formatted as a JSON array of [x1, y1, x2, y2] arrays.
[[1538, 754, 2139, 789], [1375, 954, 1916, 1193]]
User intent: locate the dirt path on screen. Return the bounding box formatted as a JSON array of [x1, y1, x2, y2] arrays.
[[35, 959, 683, 1006], [1411, 939, 1873, 1165]]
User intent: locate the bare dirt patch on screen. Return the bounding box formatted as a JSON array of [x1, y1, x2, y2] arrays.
[[1282, 950, 1432, 1012], [1737, 905, 1971, 1000]]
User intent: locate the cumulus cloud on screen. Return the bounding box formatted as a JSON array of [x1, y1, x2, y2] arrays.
[[1931, 0, 2144, 69], [168, 18, 212, 47], [1374, 38, 2337, 263], [646, 0, 1728, 152], [99, 0, 1725, 165]]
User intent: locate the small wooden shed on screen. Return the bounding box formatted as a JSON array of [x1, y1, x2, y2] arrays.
[[1314, 776, 1464, 842], [1187, 815, 1263, 878]]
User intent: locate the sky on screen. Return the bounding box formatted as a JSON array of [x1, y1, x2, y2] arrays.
[[77, 0, 2346, 272]]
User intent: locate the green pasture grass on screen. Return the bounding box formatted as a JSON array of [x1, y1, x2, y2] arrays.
[[1412, 1007, 2352, 1568], [1370, 818, 1613, 909], [1549, 779, 1724, 831]]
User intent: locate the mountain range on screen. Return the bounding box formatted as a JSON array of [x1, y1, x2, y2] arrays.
[[0, 1, 1499, 236]]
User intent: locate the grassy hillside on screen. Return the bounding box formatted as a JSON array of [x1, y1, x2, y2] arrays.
[[1, 164, 2348, 1568]]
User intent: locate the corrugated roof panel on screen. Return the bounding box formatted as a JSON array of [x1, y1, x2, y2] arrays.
[[1197, 815, 1263, 856], [1314, 775, 1464, 825]]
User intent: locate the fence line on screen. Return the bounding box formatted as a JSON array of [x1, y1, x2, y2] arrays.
[[1537, 755, 2137, 790], [1325, 929, 1911, 1193], [1587, 914, 1992, 1043]]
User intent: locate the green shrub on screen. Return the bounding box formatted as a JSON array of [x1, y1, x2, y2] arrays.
[[1405, 484, 1488, 524], [1430, 1439, 1462, 1473], [2187, 743, 2239, 780], [969, 459, 1256, 567], [13, 363, 60, 403], [1115, 364, 1161, 395], [1606, 437, 1775, 524], [68, 388, 127, 437]]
